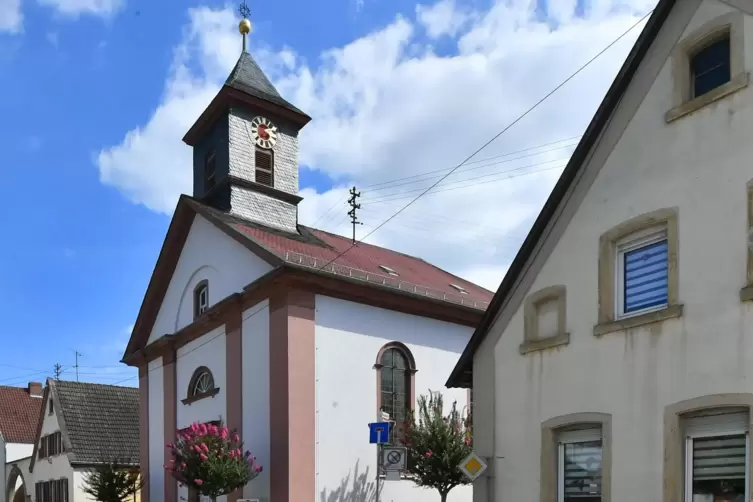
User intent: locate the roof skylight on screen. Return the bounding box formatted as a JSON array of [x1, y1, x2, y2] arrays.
[[379, 265, 399, 276], [450, 283, 469, 294]]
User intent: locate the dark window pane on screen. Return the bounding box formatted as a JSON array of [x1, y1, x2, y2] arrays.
[[691, 37, 731, 97], [380, 349, 394, 367], [393, 350, 407, 370], [563, 440, 602, 502]]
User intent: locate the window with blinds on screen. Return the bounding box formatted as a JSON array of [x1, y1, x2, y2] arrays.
[[616, 229, 669, 317], [558, 428, 603, 502], [685, 412, 749, 502], [255, 148, 274, 187], [34, 478, 69, 502], [38, 431, 63, 459]]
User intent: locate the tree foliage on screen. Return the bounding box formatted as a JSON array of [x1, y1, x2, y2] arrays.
[[81, 460, 143, 502], [165, 421, 262, 501], [403, 392, 473, 502]]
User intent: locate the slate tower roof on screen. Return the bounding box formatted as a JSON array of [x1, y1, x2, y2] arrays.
[[225, 51, 306, 116]]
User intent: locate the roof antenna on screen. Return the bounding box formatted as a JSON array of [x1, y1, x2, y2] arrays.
[[238, 1, 252, 54], [347, 186, 363, 245]]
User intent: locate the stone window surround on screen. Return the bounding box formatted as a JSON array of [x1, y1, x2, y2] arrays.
[[595, 207, 683, 337], [663, 394, 753, 502], [540, 413, 613, 502], [666, 11, 748, 124], [520, 285, 570, 354], [181, 365, 220, 405], [740, 181, 753, 302]]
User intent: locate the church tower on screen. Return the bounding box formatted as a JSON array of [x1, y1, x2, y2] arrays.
[[182, 9, 311, 234]]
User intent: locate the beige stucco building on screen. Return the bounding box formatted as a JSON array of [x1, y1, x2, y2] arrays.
[[447, 1, 753, 502]]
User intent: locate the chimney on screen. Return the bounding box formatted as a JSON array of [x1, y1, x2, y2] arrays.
[[28, 382, 42, 397]]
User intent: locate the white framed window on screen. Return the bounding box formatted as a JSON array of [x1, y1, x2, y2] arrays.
[[194, 282, 209, 319], [684, 412, 749, 502], [615, 226, 669, 319], [557, 428, 603, 502]]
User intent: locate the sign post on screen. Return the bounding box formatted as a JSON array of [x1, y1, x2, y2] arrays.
[[368, 421, 392, 502]]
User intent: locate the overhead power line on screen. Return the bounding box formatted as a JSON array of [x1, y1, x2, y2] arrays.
[[314, 9, 654, 274], [110, 9, 655, 387]]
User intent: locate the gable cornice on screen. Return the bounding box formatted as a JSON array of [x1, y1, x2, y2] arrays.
[[124, 195, 285, 360], [446, 0, 702, 388]]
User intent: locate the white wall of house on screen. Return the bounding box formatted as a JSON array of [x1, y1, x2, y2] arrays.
[[477, 2, 753, 502], [240, 301, 270, 502], [315, 296, 472, 502], [176, 326, 228, 502], [147, 215, 273, 344], [147, 357, 165, 502], [6, 444, 32, 464], [32, 398, 73, 502]]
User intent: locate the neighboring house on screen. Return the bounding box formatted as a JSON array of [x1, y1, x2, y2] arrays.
[[120, 14, 493, 502], [29, 379, 140, 502], [0, 382, 44, 502], [446, 2, 753, 502]]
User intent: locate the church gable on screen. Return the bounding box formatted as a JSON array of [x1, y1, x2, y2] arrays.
[[146, 211, 274, 345]]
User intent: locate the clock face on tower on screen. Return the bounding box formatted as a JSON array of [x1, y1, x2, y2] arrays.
[[250, 116, 278, 150]]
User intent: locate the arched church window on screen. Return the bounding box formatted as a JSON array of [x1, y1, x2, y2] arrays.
[[375, 342, 416, 443], [190, 368, 214, 397], [194, 281, 209, 319]]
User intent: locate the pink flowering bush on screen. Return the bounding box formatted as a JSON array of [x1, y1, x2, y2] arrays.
[[165, 421, 262, 501], [403, 392, 473, 502]]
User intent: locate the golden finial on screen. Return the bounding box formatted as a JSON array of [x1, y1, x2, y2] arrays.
[[238, 1, 252, 53]]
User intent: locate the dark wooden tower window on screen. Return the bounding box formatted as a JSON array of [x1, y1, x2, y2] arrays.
[[255, 148, 274, 187], [204, 150, 216, 191]]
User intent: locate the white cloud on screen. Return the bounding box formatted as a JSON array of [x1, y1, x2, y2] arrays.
[[0, 0, 23, 33], [38, 0, 124, 18], [96, 0, 654, 292], [416, 0, 473, 38]]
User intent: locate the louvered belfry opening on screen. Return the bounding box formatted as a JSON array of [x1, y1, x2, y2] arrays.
[[255, 148, 274, 187]]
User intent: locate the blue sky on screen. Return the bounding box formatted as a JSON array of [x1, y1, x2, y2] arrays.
[[0, 0, 651, 387]]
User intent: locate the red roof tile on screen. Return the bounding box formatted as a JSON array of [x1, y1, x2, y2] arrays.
[[0, 385, 43, 444], [232, 222, 494, 308]]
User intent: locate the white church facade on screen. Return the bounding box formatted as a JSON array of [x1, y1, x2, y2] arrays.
[[122, 14, 492, 502]]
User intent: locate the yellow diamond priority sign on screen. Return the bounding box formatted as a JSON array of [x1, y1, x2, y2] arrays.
[[459, 452, 487, 481]]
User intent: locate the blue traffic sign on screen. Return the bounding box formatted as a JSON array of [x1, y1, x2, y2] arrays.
[[368, 422, 391, 444]]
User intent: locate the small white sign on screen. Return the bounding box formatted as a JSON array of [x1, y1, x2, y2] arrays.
[[458, 452, 488, 481], [381, 446, 407, 471]]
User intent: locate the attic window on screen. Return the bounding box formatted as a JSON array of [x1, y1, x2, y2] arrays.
[[255, 148, 274, 187], [194, 281, 209, 319], [379, 265, 399, 277], [691, 34, 731, 98], [204, 150, 216, 191], [450, 284, 469, 295], [48, 398, 53, 415]]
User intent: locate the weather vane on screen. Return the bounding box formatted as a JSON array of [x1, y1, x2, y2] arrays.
[[238, 1, 251, 19], [238, 1, 252, 53]]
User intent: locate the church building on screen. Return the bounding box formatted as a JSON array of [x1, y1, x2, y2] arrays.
[[122, 13, 492, 502]]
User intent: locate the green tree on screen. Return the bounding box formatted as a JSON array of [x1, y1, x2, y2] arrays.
[[165, 421, 262, 502], [81, 460, 143, 502], [403, 392, 473, 502]]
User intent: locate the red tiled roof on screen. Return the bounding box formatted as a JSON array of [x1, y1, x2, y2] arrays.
[[0, 385, 43, 444], [231, 222, 494, 308]]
